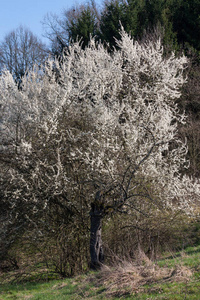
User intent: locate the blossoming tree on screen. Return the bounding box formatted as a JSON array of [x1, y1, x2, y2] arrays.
[[1, 28, 199, 269]]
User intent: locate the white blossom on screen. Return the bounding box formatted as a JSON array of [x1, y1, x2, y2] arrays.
[[1, 28, 199, 217]]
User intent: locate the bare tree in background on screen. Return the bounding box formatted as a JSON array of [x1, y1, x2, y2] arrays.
[[0, 26, 48, 85]]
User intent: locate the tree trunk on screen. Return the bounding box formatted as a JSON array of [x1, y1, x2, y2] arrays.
[[90, 201, 104, 269]]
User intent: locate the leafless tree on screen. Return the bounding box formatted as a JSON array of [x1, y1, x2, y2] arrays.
[[0, 26, 48, 84]]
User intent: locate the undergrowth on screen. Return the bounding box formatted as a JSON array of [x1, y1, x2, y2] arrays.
[[0, 245, 200, 299]]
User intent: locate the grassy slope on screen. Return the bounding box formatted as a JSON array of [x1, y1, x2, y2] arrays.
[[0, 245, 200, 299]]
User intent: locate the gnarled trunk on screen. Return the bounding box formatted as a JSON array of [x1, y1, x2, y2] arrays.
[[90, 201, 104, 269]]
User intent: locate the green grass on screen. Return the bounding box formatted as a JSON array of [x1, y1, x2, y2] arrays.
[[157, 245, 200, 270], [1, 245, 200, 299], [0, 275, 108, 300]]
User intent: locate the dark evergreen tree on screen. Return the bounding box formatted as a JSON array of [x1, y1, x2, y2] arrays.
[[98, 0, 177, 50], [122, 0, 145, 38], [67, 6, 98, 49], [99, 0, 125, 48], [172, 0, 200, 51]]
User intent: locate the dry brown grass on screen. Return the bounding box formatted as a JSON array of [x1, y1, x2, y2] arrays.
[[89, 252, 193, 296]]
